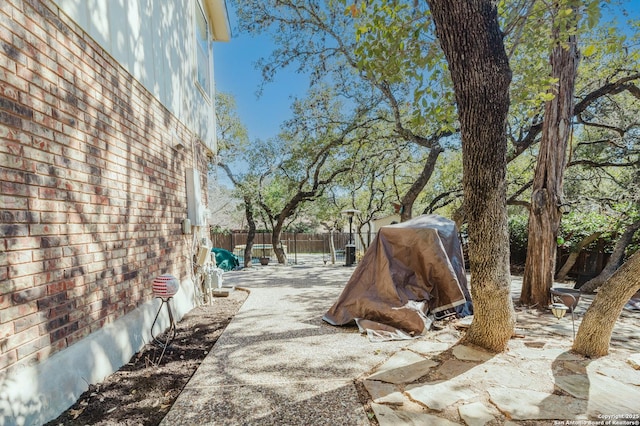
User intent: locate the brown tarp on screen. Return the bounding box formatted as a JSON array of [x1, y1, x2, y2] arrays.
[[323, 215, 472, 337]]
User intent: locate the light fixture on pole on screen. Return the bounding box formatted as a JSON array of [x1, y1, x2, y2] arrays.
[[550, 290, 577, 341], [550, 303, 568, 319], [558, 197, 571, 215], [341, 209, 360, 244], [341, 209, 360, 266], [559, 203, 571, 215]]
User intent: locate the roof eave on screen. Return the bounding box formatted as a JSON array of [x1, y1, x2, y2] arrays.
[[203, 0, 231, 42]]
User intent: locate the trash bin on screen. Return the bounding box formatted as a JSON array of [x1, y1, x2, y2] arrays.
[[345, 244, 356, 266]]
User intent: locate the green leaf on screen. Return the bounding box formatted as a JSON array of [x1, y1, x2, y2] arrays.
[[583, 44, 596, 57]]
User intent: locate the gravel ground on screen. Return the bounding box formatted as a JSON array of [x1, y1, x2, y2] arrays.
[[160, 264, 413, 426]]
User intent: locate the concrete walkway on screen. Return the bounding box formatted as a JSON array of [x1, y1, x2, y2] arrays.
[[162, 258, 640, 425]]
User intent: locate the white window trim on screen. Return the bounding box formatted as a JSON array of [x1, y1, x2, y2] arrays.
[[194, 0, 212, 102]]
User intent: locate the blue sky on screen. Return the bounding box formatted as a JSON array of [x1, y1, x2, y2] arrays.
[[213, 22, 308, 142]]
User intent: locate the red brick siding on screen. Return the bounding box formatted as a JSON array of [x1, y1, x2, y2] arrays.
[[0, 0, 208, 372]]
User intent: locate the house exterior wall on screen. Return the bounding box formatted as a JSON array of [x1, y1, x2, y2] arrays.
[[52, 0, 218, 153], [0, 0, 223, 423]]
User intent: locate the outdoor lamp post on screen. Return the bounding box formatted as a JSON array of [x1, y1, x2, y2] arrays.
[[341, 209, 360, 266], [559, 203, 571, 215], [341, 209, 360, 244], [550, 303, 568, 319], [550, 292, 577, 341]]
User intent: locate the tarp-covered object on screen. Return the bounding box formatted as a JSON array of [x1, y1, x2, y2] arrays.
[[212, 248, 240, 272], [323, 214, 472, 338]]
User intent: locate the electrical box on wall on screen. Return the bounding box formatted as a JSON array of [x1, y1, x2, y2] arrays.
[[181, 218, 192, 234], [195, 245, 210, 266], [185, 168, 206, 226]]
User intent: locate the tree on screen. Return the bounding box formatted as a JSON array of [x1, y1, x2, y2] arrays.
[[339, 139, 429, 247], [555, 231, 601, 281], [573, 250, 640, 357], [214, 92, 259, 267], [520, 4, 580, 307], [426, 0, 515, 352], [579, 217, 640, 293], [553, 10, 640, 355], [554, 207, 639, 283], [256, 89, 378, 264], [233, 0, 454, 221]]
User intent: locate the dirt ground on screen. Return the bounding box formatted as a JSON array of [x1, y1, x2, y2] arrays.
[[44, 284, 640, 426], [45, 289, 249, 426]]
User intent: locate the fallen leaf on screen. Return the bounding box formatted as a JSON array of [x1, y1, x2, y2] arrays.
[[69, 407, 85, 419]]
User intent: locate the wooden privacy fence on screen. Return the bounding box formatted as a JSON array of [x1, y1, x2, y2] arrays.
[[209, 230, 371, 256], [210, 231, 353, 252], [210, 229, 609, 281]]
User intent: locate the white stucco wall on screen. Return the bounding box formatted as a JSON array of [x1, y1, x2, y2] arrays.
[[53, 0, 218, 153]]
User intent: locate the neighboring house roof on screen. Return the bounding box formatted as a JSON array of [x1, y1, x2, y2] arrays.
[[204, 0, 231, 41]]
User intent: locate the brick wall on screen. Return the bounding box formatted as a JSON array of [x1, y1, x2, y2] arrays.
[[0, 0, 208, 373]]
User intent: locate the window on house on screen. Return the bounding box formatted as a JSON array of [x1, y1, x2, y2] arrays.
[[195, 1, 211, 96]]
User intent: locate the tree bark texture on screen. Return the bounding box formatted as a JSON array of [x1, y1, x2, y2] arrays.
[[573, 250, 640, 357], [400, 144, 443, 222], [555, 232, 601, 281], [219, 162, 256, 268], [427, 0, 515, 352], [243, 198, 257, 268], [272, 221, 288, 265], [521, 30, 579, 307], [329, 229, 337, 264], [579, 218, 640, 293]]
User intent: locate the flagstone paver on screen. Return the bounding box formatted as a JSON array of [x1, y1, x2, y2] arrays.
[[628, 353, 640, 370], [371, 403, 460, 426], [367, 350, 438, 384], [406, 380, 477, 411], [458, 402, 495, 426], [408, 340, 451, 355], [451, 344, 494, 361], [487, 387, 588, 420], [580, 373, 640, 416], [362, 380, 405, 406]]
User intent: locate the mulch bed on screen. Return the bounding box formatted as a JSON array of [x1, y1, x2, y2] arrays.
[[45, 289, 248, 426]]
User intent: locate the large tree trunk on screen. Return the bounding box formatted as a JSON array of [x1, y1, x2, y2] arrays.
[[579, 218, 640, 293], [329, 229, 336, 264], [219, 163, 256, 268], [399, 145, 443, 222], [427, 0, 515, 352], [272, 221, 287, 265], [520, 22, 579, 307], [573, 250, 640, 357], [555, 232, 602, 281], [243, 197, 257, 268]]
